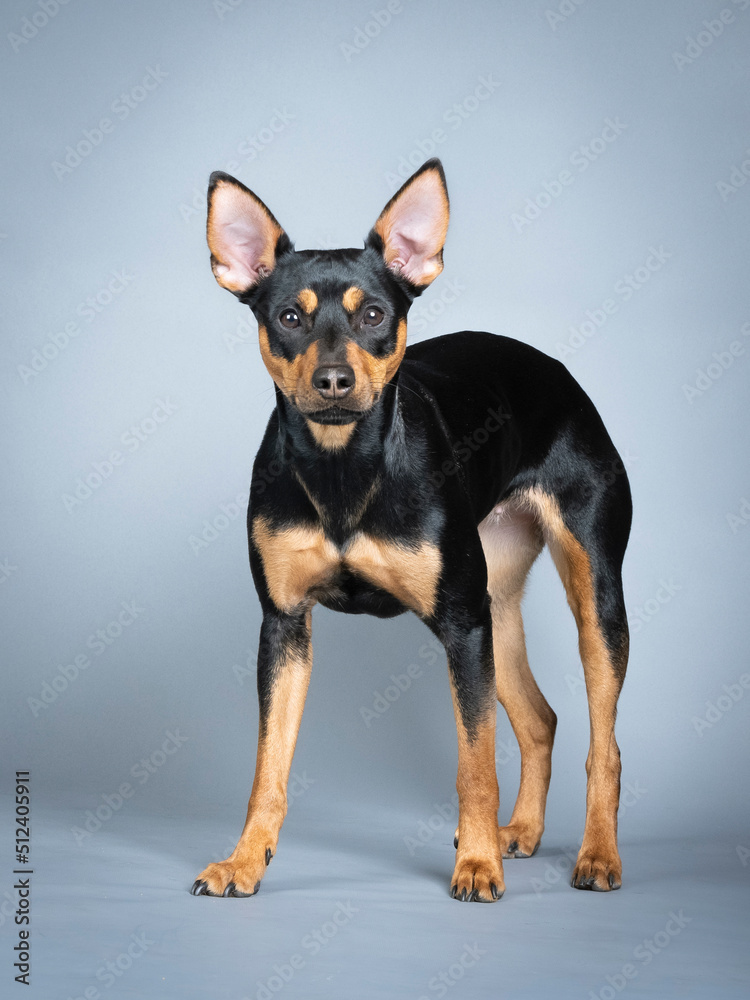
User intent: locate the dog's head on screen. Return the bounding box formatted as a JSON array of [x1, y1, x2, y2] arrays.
[[206, 160, 449, 441]]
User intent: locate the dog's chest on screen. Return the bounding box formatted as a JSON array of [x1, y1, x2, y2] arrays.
[[251, 515, 441, 619]]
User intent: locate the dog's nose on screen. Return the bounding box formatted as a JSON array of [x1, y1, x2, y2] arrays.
[[312, 365, 355, 399]]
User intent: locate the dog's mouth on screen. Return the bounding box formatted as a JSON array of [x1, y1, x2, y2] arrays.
[[301, 406, 364, 425]]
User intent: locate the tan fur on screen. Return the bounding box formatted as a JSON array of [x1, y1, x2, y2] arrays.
[[305, 420, 356, 451], [384, 318, 408, 383], [346, 318, 407, 397], [252, 516, 441, 618], [252, 517, 339, 612], [193, 614, 313, 895], [523, 487, 624, 888], [258, 326, 319, 402], [342, 286, 364, 312], [259, 313, 406, 415], [297, 288, 318, 314], [478, 500, 556, 858], [448, 671, 504, 901], [344, 533, 441, 617]]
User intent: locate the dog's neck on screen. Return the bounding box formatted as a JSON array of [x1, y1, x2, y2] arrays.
[[272, 380, 404, 531]]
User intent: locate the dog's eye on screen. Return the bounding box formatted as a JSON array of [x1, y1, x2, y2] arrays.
[[279, 309, 300, 330], [362, 306, 384, 327]]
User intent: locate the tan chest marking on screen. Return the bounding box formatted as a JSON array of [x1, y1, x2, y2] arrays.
[[344, 534, 441, 617], [252, 516, 441, 617], [305, 420, 356, 451], [252, 517, 339, 611]]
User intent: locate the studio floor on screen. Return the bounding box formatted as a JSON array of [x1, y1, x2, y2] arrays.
[[6, 797, 748, 999]]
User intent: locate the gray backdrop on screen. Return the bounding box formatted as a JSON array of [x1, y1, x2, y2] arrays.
[[2, 1, 749, 997]]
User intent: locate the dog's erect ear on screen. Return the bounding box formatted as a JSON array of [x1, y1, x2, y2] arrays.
[[206, 172, 291, 296], [367, 158, 449, 289]]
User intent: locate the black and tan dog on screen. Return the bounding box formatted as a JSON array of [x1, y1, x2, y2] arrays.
[[191, 159, 631, 902]]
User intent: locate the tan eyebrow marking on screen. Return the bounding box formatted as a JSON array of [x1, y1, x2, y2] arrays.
[[297, 288, 318, 313], [342, 286, 365, 312]]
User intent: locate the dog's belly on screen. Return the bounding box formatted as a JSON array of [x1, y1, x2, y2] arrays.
[[315, 569, 409, 618]]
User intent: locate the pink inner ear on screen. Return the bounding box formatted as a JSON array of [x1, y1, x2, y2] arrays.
[[217, 218, 268, 284], [380, 174, 448, 286], [208, 183, 280, 292]]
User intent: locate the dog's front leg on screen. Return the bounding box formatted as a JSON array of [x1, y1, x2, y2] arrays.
[[441, 605, 504, 902], [191, 607, 312, 897]]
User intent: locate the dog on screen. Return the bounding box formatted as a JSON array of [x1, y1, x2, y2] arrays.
[[190, 159, 631, 901]]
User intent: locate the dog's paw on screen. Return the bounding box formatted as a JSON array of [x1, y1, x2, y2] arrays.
[[450, 858, 505, 902], [498, 823, 542, 859], [571, 849, 622, 891], [190, 845, 273, 897]]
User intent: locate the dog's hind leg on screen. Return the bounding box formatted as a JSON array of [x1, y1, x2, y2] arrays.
[[478, 498, 557, 859], [527, 484, 630, 891]]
